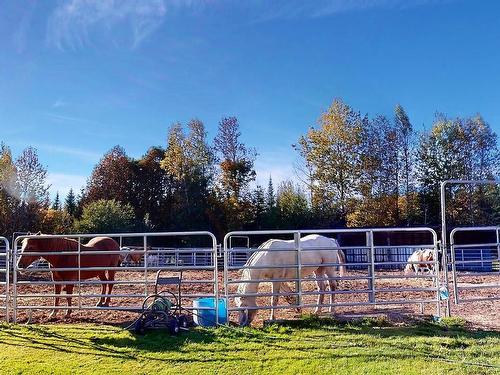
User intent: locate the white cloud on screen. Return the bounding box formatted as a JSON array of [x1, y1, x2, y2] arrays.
[[47, 0, 168, 50], [254, 0, 447, 21], [47, 172, 87, 199], [20, 141, 102, 163], [12, 1, 37, 53]]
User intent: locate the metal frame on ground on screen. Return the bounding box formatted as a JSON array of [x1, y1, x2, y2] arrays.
[[11, 231, 218, 323], [449, 226, 500, 304], [0, 237, 9, 321], [223, 228, 441, 324]]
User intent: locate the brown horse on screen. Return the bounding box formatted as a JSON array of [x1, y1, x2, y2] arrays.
[[17, 236, 121, 319]]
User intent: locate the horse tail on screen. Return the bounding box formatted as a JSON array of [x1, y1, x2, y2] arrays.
[[337, 249, 346, 277]]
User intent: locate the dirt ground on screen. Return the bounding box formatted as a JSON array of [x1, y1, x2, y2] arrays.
[[1, 269, 498, 330]]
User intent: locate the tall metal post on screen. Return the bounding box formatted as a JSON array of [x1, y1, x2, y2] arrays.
[[12, 238, 17, 323], [294, 232, 302, 310], [78, 237, 82, 309], [366, 231, 375, 303]]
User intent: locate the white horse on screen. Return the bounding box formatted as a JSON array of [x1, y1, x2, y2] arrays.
[[404, 249, 434, 274], [235, 234, 346, 326]]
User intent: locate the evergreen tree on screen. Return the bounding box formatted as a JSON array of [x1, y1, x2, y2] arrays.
[[214, 116, 256, 201], [65, 188, 77, 217], [251, 185, 267, 229], [266, 176, 275, 210], [52, 192, 61, 210], [276, 181, 310, 229]]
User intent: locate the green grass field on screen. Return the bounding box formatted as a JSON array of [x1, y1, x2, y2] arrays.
[[0, 317, 499, 375]]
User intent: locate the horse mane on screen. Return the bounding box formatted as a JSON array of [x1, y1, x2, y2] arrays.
[[26, 237, 81, 251]]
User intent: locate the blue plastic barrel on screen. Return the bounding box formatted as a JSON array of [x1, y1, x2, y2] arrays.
[[192, 297, 227, 326]]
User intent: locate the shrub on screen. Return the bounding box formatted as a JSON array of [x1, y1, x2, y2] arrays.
[[73, 199, 136, 234]]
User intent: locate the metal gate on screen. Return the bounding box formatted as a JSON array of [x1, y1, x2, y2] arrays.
[[12, 231, 218, 323], [224, 228, 441, 324], [449, 226, 500, 304], [0, 237, 9, 321]]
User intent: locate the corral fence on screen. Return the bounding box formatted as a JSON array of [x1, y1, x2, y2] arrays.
[[0, 237, 9, 321], [448, 226, 500, 304], [9, 231, 218, 323], [223, 228, 442, 323], [0, 226, 498, 324]]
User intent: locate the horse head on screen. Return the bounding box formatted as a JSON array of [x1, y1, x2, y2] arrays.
[[235, 282, 258, 326], [17, 237, 42, 269]]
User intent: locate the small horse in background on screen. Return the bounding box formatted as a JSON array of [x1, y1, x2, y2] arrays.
[[17, 235, 121, 319], [119, 246, 145, 264], [236, 234, 346, 326], [404, 249, 435, 274]]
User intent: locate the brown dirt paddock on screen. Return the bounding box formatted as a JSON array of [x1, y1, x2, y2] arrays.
[[0, 269, 498, 330]]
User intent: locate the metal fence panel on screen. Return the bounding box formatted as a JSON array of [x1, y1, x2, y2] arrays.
[[0, 237, 9, 321], [12, 231, 218, 323], [223, 228, 441, 325], [449, 227, 500, 304]]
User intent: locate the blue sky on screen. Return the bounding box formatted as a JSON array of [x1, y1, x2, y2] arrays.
[[1, 0, 500, 199]]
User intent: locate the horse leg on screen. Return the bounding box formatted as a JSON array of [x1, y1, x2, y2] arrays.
[[49, 283, 62, 319], [64, 284, 74, 318], [281, 282, 301, 313], [325, 267, 338, 314], [96, 274, 107, 307], [103, 270, 116, 307], [270, 281, 281, 321], [314, 268, 325, 315]]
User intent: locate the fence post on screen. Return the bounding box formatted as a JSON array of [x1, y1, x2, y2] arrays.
[[12, 238, 18, 323], [366, 231, 375, 303], [143, 235, 148, 299], [449, 234, 460, 305], [294, 232, 302, 310], [223, 235, 229, 324], [78, 237, 82, 309], [497, 228, 500, 272], [434, 240, 441, 317], [2, 238, 10, 323]]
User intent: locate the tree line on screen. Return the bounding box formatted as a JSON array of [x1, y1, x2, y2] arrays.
[[1, 98, 499, 240]]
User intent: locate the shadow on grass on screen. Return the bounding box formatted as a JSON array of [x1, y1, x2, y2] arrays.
[[92, 328, 219, 352], [1, 316, 499, 370], [264, 314, 500, 340]]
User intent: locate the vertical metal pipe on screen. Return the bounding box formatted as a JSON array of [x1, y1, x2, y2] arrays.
[[496, 228, 500, 272], [440, 181, 452, 317], [223, 235, 229, 324], [366, 231, 375, 303], [212, 234, 219, 325], [143, 235, 148, 298], [12, 238, 18, 323], [4, 238, 10, 322], [294, 232, 302, 310], [434, 238, 441, 317], [450, 233, 459, 304], [78, 237, 82, 309]]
